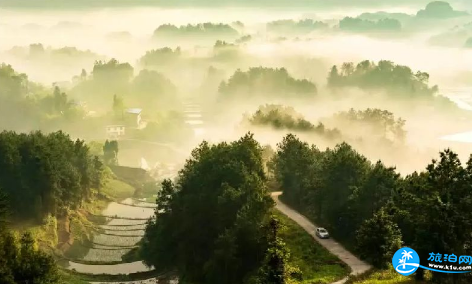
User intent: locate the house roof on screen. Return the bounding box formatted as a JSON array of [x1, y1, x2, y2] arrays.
[[106, 125, 125, 128], [126, 108, 142, 114]]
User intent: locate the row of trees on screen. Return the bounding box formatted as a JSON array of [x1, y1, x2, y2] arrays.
[[271, 134, 472, 282], [153, 23, 239, 38], [9, 43, 101, 68], [266, 19, 328, 34], [139, 47, 182, 67], [71, 59, 179, 112], [0, 131, 104, 220], [142, 134, 299, 284], [0, 63, 30, 98], [325, 108, 406, 145], [327, 60, 437, 98], [219, 67, 317, 100], [0, 64, 100, 135], [339, 17, 402, 32], [245, 104, 341, 140], [244, 105, 405, 149]]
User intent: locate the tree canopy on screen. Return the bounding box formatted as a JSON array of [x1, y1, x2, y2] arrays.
[[327, 60, 437, 98], [142, 134, 276, 284], [245, 104, 341, 140], [325, 108, 406, 145], [266, 19, 328, 34], [339, 17, 401, 32], [271, 133, 472, 281], [139, 47, 182, 67], [153, 23, 239, 39], [416, 1, 467, 18], [219, 67, 317, 100], [0, 131, 104, 220], [0, 188, 60, 284]]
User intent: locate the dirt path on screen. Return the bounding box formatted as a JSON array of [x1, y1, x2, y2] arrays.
[[271, 192, 372, 283]]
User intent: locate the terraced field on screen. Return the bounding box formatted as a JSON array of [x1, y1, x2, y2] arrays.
[[64, 200, 157, 275], [83, 247, 133, 262]]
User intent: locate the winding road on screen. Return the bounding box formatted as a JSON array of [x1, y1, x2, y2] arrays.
[[271, 192, 371, 284]]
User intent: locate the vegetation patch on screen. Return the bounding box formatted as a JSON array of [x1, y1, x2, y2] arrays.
[[346, 268, 428, 284], [275, 211, 350, 284], [101, 179, 137, 200], [93, 234, 142, 247]]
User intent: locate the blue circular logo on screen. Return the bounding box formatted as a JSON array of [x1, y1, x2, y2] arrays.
[[392, 247, 420, 276]]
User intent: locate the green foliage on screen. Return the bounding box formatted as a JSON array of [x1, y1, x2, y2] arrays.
[[356, 209, 402, 268], [273, 134, 472, 282], [213, 40, 239, 60], [0, 64, 97, 135], [416, 1, 467, 18], [72, 58, 178, 112], [357, 12, 412, 22], [272, 134, 396, 261], [346, 267, 425, 284], [0, 188, 9, 230], [275, 212, 348, 283], [0, 63, 29, 98], [142, 134, 274, 284], [139, 47, 181, 67], [393, 150, 472, 281], [112, 94, 124, 119], [130, 69, 178, 109], [339, 17, 401, 32], [327, 60, 437, 98], [70, 59, 133, 109], [251, 216, 301, 284], [0, 230, 60, 284], [101, 179, 136, 200], [103, 140, 119, 166], [327, 108, 406, 145], [247, 104, 342, 140], [219, 67, 317, 100], [0, 131, 104, 220], [92, 59, 134, 85], [133, 111, 193, 143], [267, 19, 328, 34], [153, 23, 239, 38]]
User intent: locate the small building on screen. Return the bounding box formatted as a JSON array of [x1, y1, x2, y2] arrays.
[[106, 125, 125, 139], [125, 108, 142, 128]]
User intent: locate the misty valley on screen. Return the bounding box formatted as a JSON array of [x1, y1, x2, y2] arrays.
[[1, 0, 472, 284]]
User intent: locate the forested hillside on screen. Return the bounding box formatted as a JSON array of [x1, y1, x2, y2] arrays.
[[0, 131, 103, 220], [272, 134, 472, 282]]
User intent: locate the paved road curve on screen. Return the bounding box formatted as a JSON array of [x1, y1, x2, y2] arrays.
[[271, 192, 371, 284]]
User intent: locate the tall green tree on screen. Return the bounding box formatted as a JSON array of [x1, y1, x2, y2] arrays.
[[103, 140, 119, 166], [142, 134, 274, 284], [356, 208, 402, 268], [254, 216, 302, 284]]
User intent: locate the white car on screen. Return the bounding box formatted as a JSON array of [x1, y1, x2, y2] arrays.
[[316, 227, 330, 239]]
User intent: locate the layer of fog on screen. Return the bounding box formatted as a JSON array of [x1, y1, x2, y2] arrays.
[[1, 7, 472, 85], [3, 5, 472, 173]]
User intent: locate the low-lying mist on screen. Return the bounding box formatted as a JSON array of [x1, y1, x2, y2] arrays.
[[2, 2, 472, 173]]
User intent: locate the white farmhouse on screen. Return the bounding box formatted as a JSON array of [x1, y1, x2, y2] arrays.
[[106, 125, 125, 139], [125, 108, 142, 128]]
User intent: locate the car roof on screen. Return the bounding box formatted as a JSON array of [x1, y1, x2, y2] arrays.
[[318, 227, 327, 230]]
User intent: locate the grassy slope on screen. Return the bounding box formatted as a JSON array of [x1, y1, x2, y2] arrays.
[[59, 270, 88, 284], [275, 211, 350, 284], [346, 268, 428, 284], [101, 178, 137, 200]]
